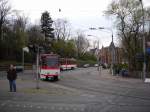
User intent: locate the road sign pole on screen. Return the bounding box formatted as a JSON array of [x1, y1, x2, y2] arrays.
[[36, 46, 40, 89]]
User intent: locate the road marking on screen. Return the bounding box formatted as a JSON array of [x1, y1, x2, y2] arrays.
[[65, 107, 69, 110], [37, 106, 41, 109], [13, 98, 17, 100], [44, 106, 47, 109], [9, 104, 12, 107], [81, 94, 95, 98], [73, 108, 77, 111], [51, 106, 55, 110], [7, 100, 11, 102], [16, 104, 20, 107], [59, 107, 63, 110], [1, 103, 5, 106], [81, 108, 84, 112]]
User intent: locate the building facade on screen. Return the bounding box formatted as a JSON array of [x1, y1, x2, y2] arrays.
[[99, 45, 124, 65]]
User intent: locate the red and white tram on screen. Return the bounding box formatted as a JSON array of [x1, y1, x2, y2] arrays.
[[40, 54, 60, 81], [60, 58, 77, 71]]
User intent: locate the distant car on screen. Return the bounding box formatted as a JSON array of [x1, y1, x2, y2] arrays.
[[83, 64, 89, 68], [15, 66, 23, 72], [94, 64, 99, 67], [101, 63, 108, 69], [120, 69, 128, 77]]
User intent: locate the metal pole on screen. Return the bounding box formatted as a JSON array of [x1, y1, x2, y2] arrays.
[[36, 46, 39, 89], [111, 32, 114, 76], [97, 40, 100, 71], [22, 49, 24, 73], [99, 28, 114, 75], [140, 0, 146, 81], [111, 47, 114, 76]]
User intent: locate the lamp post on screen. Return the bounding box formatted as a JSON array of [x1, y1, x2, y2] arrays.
[[28, 45, 40, 89], [87, 34, 101, 73], [36, 46, 40, 89], [22, 47, 29, 73], [139, 0, 146, 81], [90, 27, 115, 76], [22, 49, 24, 72], [99, 27, 114, 76]]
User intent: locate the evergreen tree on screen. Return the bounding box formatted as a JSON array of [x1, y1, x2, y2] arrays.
[[41, 11, 54, 41], [41, 11, 54, 52]]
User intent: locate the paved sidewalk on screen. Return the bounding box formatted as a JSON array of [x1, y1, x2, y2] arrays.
[[97, 69, 143, 83]]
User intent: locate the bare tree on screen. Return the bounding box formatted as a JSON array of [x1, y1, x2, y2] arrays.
[[75, 31, 90, 57], [28, 25, 45, 46], [0, 0, 11, 40], [53, 19, 71, 40], [105, 0, 145, 74], [13, 15, 28, 50]]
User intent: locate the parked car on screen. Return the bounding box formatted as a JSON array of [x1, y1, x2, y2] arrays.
[[101, 64, 107, 69], [15, 66, 23, 72], [120, 69, 128, 77], [94, 64, 99, 67], [83, 64, 90, 68]]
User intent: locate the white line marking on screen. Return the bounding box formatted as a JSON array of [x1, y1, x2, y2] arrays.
[[59, 107, 63, 110], [9, 104, 12, 107], [51, 106, 55, 110], [65, 107, 69, 110], [1, 103, 5, 106], [37, 106, 41, 109], [81, 108, 84, 111], [16, 104, 20, 107], [44, 106, 47, 109], [73, 108, 77, 111]]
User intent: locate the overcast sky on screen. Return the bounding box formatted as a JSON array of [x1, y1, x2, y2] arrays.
[[10, 0, 150, 48]]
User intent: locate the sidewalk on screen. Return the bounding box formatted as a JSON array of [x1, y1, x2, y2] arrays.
[[97, 69, 144, 84], [0, 70, 82, 96]]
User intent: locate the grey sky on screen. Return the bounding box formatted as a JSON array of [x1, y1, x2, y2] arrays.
[[10, 0, 150, 48]]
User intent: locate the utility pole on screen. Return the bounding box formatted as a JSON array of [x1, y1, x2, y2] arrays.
[[139, 0, 146, 81], [22, 49, 24, 73], [22, 47, 29, 76], [36, 46, 40, 89], [97, 40, 102, 75], [98, 27, 115, 76], [89, 27, 115, 75], [110, 33, 115, 76], [97, 40, 100, 71], [87, 34, 101, 72]]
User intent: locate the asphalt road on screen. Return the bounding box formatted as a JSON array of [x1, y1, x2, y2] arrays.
[[0, 67, 150, 112]]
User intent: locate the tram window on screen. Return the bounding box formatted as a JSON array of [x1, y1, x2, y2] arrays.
[[47, 58, 58, 66]]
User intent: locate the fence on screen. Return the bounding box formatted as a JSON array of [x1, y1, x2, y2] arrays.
[[0, 65, 33, 80]]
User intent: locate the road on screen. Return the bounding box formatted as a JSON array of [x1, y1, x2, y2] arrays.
[[0, 67, 150, 112]]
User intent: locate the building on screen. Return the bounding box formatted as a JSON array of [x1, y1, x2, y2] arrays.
[[89, 48, 99, 57], [99, 45, 124, 65]]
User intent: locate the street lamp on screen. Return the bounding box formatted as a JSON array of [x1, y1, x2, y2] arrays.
[[22, 47, 29, 72], [28, 44, 41, 89], [99, 27, 114, 43], [99, 27, 115, 76], [87, 34, 101, 72], [139, 0, 146, 81], [90, 27, 115, 76]]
